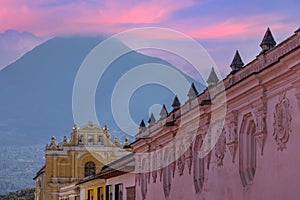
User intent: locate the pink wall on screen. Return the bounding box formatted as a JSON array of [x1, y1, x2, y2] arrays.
[[132, 29, 300, 200], [106, 173, 135, 200]]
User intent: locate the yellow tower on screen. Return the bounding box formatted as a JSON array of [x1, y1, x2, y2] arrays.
[[34, 122, 130, 200]]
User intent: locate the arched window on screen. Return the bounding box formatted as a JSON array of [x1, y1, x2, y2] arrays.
[[193, 135, 205, 193], [88, 136, 93, 145], [79, 135, 84, 144], [84, 162, 95, 177], [163, 148, 172, 198], [239, 114, 256, 187]]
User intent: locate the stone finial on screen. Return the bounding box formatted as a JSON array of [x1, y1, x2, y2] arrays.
[[50, 136, 57, 147], [63, 136, 67, 143], [139, 120, 146, 132], [206, 67, 219, 87], [160, 104, 168, 119], [260, 27, 276, 53], [103, 124, 108, 132], [124, 138, 129, 146], [187, 83, 199, 100], [172, 95, 181, 110], [230, 50, 244, 73], [103, 124, 110, 138], [148, 113, 156, 126], [73, 124, 79, 133], [114, 137, 119, 145], [123, 138, 131, 150]]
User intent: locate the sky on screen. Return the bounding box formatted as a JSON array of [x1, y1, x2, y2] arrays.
[[0, 0, 299, 73]]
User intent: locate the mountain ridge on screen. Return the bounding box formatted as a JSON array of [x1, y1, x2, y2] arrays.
[[0, 35, 204, 193]]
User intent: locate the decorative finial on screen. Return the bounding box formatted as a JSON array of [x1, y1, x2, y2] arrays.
[[102, 124, 109, 139], [124, 138, 129, 146], [260, 27, 276, 53], [230, 50, 244, 73], [160, 104, 168, 119], [50, 136, 57, 147], [148, 113, 156, 126], [187, 83, 199, 100], [103, 124, 108, 132], [139, 120, 146, 133], [63, 136, 67, 143], [114, 137, 119, 145], [172, 95, 181, 110], [206, 67, 219, 87], [73, 124, 79, 133], [123, 138, 131, 149]]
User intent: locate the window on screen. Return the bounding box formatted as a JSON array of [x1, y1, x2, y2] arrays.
[[106, 185, 113, 200], [126, 186, 135, 200], [79, 135, 84, 144], [88, 136, 94, 145], [37, 179, 41, 193], [84, 162, 95, 177], [193, 135, 204, 193], [88, 189, 94, 200], [98, 136, 103, 145], [97, 187, 104, 200], [239, 115, 256, 187], [115, 184, 123, 200]]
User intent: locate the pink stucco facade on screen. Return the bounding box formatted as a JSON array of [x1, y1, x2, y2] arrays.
[[106, 173, 135, 200], [131, 28, 300, 200]]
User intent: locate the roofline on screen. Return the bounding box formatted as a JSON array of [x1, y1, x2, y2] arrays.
[[76, 153, 135, 185], [134, 27, 300, 138], [33, 165, 46, 180]]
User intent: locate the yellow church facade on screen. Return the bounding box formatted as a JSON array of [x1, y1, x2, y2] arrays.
[[33, 122, 131, 200]]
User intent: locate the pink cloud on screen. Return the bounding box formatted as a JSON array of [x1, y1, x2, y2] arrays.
[[0, 0, 297, 41], [169, 14, 294, 40], [62, 0, 196, 36], [0, 0, 195, 36]]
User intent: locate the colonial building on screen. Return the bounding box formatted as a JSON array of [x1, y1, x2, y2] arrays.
[[35, 27, 300, 200], [73, 153, 135, 200], [132, 28, 300, 199], [34, 122, 131, 200]]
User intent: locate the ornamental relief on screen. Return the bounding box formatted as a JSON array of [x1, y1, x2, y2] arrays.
[[170, 145, 176, 178], [273, 92, 292, 151], [156, 149, 163, 182], [252, 105, 267, 155], [292, 79, 300, 111], [177, 142, 185, 176], [215, 129, 226, 166], [182, 134, 193, 175], [185, 145, 193, 175], [151, 152, 157, 183], [225, 110, 238, 163], [227, 121, 237, 142], [208, 120, 225, 169]]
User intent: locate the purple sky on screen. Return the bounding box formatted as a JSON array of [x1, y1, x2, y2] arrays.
[[0, 0, 299, 73]]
